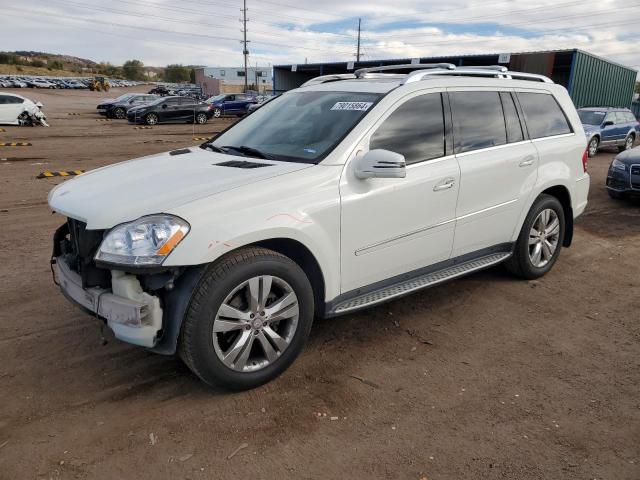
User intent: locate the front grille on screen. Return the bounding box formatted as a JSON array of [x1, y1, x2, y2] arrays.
[[631, 166, 640, 175]]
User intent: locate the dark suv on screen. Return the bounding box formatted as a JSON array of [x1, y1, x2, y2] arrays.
[[205, 93, 258, 117], [126, 96, 213, 125], [578, 107, 640, 157]]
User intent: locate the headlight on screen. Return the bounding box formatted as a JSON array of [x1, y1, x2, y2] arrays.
[[95, 215, 189, 266], [611, 158, 626, 171]]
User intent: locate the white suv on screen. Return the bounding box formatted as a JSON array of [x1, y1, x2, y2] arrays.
[[48, 64, 590, 390]]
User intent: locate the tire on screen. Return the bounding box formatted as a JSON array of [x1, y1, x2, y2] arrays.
[[112, 107, 126, 120], [505, 194, 565, 280], [195, 112, 208, 124], [618, 133, 635, 153], [145, 113, 158, 125], [213, 108, 222, 118], [179, 247, 314, 390], [587, 136, 599, 157]]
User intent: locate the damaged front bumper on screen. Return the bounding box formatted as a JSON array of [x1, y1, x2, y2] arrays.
[[55, 256, 163, 348]]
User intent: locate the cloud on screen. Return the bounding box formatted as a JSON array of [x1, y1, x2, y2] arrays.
[[1, 0, 638, 72]]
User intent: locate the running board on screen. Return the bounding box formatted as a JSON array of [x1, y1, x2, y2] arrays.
[[330, 252, 511, 315]]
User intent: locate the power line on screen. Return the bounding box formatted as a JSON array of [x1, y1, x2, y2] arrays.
[[242, 0, 249, 92]]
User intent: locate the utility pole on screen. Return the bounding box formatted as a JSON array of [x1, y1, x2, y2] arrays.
[[241, 0, 249, 92], [356, 18, 361, 62]]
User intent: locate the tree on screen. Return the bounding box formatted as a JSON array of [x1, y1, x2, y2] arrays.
[[122, 59, 145, 81], [164, 64, 190, 83], [189, 68, 195, 84], [635, 82, 640, 95]]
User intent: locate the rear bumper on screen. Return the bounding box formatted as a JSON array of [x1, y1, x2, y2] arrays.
[[55, 257, 162, 348]]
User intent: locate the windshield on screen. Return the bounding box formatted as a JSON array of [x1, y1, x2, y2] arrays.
[[207, 91, 381, 163], [206, 94, 227, 103], [578, 110, 606, 125]]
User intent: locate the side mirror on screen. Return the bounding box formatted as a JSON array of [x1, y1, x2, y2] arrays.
[[353, 149, 406, 180], [603, 120, 614, 127]]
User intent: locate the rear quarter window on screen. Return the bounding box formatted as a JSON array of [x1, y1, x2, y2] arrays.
[[518, 92, 572, 139]]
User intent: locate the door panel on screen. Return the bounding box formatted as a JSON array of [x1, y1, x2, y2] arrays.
[[449, 89, 539, 257], [340, 91, 459, 293]]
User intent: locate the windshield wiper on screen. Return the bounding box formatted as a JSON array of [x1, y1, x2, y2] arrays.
[[222, 145, 274, 160], [202, 144, 228, 154]]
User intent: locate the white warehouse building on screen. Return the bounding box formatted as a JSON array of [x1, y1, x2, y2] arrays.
[[194, 66, 272, 96]]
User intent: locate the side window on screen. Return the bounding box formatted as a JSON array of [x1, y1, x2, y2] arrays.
[[518, 92, 572, 139], [369, 93, 445, 165], [0, 95, 8, 105], [623, 112, 636, 123], [603, 112, 616, 124], [500, 92, 524, 143], [227, 95, 236, 101], [5, 96, 23, 105], [450, 91, 507, 153]]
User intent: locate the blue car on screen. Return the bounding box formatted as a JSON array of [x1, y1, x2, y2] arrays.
[[205, 93, 258, 118], [578, 107, 640, 157], [606, 146, 640, 199]]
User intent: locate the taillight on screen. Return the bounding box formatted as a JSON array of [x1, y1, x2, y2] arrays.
[[581, 148, 588, 173]]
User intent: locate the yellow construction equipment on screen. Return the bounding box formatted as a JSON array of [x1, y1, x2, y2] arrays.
[[89, 76, 110, 92]]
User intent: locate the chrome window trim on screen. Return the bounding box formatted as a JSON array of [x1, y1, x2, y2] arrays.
[[531, 132, 576, 142], [454, 139, 531, 158]]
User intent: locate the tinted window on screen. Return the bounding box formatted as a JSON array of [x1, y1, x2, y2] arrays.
[[518, 93, 572, 138], [500, 92, 524, 143], [450, 91, 506, 153], [164, 98, 181, 106], [370, 93, 445, 165]]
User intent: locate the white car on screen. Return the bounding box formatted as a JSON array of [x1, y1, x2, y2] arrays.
[[31, 79, 55, 88], [48, 64, 590, 390], [0, 92, 46, 125]]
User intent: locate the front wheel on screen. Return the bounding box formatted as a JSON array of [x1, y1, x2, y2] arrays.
[[195, 112, 208, 124], [145, 113, 158, 125], [112, 107, 126, 119], [505, 194, 565, 279], [212, 108, 222, 118], [588, 137, 599, 157], [179, 247, 314, 390]]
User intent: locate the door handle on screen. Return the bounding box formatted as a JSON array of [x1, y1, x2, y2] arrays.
[[519, 156, 535, 167], [433, 178, 455, 191]]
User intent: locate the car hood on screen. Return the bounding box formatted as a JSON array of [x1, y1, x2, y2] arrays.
[[48, 147, 313, 229], [614, 146, 640, 164], [582, 124, 600, 134]]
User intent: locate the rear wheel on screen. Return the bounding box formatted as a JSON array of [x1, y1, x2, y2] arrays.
[[505, 194, 565, 279], [213, 108, 222, 118], [588, 137, 599, 157], [145, 113, 158, 125], [179, 247, 314, 390], [619, 133, 635, 152]]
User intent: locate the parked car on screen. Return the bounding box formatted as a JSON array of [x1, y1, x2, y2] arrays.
[[148, 85, 173, 96], [48, 65, 590, 390], [97, 93, 158, 119], [247, 94, 279, 114], [606, 145, 640, 199], [205, 93, 258, 117], [578, 107, 640, 157], [126, 96, 212, 125], [0, 92, 46, 125], [29, 79, 56, 89]]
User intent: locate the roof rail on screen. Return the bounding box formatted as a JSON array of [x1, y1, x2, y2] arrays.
[[300, 73, 356, 87], [300, 64, 553, 88], [354, 63, 455, 78], [402, 66, 553, 84]]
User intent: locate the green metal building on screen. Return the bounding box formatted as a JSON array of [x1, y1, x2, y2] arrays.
[[273, 49, 637, 109]]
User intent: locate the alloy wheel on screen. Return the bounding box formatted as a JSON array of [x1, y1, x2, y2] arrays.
[[588, 138, 598, 157], [528, 208, 560, 268], [625, 136, 634, 150], [146, 113, 158, 125], [212, 275, 299, 372]]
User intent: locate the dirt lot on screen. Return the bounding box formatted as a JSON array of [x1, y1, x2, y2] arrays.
[[0, 87, 638, 480]]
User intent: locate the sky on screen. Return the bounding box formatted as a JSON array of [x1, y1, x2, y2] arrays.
[[1, 0, 639, 72]]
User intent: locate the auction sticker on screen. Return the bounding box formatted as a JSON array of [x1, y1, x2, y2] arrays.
[[330, 101, 373, 111]]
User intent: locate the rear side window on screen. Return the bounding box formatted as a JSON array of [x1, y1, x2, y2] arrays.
[[450, 91, 506, 153], [500, 92, 524, 143], [370, 93, 445, 165], [518, 92, 572, 139]]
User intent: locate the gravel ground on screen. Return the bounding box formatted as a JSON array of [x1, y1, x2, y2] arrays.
[[0, 87, 638, 480]]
